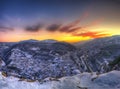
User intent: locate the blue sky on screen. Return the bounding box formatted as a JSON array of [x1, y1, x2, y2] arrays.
[[0, 0, 120, 42]]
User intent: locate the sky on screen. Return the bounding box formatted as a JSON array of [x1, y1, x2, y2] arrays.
[[0, 0, 120, 43]]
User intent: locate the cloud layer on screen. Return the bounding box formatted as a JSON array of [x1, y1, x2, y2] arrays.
[[25, 24, 43, 32], [0, 26, 14, 32], [47, 24, 61, 31], [73, 31, 109, 38], [0, 13, 109, 40]]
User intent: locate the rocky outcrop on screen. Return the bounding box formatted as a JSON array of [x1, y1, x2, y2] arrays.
[[0, 42, 14, 57]]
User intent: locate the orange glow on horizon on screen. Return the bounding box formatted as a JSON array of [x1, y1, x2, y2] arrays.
[[0, 27, 115, 43]]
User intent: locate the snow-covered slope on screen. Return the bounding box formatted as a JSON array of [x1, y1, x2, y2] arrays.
[[0, 71, 120, 89], [0, 40, 77, 80], [73, 35, 120, 73], [0, 42, 14, 57], [0, 36, 120, 89], [0, 36, 120, 81]]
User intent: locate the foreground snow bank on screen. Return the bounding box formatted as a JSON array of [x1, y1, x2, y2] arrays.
[[0, 71, 120, 89]]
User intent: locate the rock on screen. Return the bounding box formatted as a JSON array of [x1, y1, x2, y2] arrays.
[[0, 57, 5, 69], [0, 42, 14, 57]]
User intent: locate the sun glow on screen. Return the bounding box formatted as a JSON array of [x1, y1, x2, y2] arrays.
[[0, 26, 118, 43]]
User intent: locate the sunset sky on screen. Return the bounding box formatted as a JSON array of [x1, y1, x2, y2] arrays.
[[0, 0, 120, 43]]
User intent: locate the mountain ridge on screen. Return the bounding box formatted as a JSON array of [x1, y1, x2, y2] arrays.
[[0, 35, 120, 80]]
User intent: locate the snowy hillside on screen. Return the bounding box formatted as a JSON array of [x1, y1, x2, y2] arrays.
[[0, 35, 120, 89], [0, 71, 120, 89]]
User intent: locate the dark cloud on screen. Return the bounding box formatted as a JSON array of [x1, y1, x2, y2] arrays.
[[24, 18, 84, 33], [24, 11, 90, 33], [24, 18, 82, 33], [65, 27, 82, 33], [47, 24, 61, 31], [23, 11, 86, 32], [57, 11, 89, 33], [46, 22, 82, 33], [24, 12, 103, 35], [58, 26, 80, 33], [57, 19, 85, 33], [0, 26, 14, 32], [25, 24, 43, 32]]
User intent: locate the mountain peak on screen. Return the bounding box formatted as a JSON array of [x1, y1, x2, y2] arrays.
[[20, 39, 39, 43], [40, 39, 58, 43]]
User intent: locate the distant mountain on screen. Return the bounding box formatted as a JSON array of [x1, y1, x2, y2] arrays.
[[74, 35, 120, 48]]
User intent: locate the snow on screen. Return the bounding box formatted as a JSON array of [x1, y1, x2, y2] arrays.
[[0, 71, 120, 89]]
